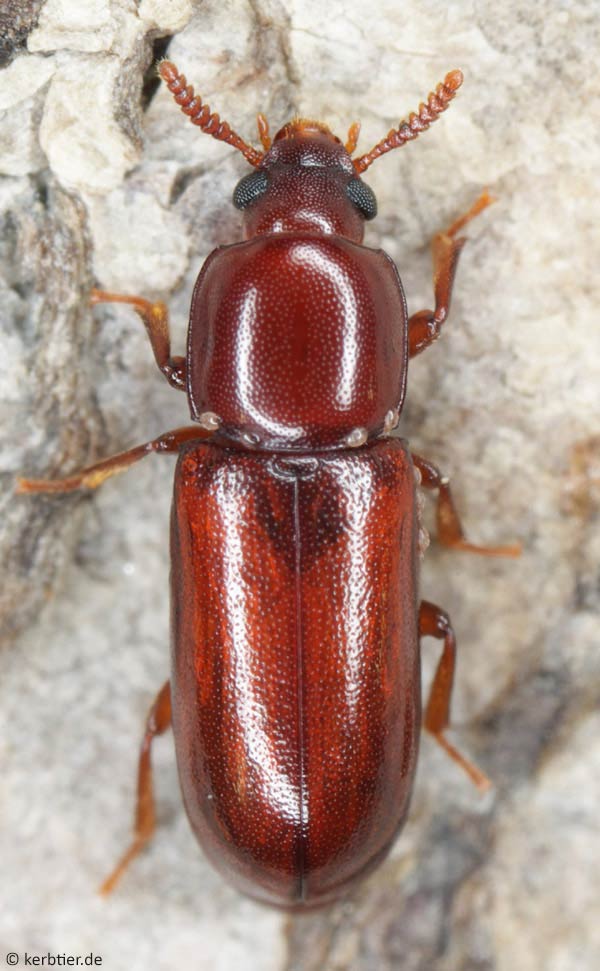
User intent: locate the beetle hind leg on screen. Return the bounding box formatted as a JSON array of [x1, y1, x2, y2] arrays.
[[419, 601, 490, 792], [99, 681, 172, 895]]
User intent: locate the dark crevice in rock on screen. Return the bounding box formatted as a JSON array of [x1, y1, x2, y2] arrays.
[[169, 153, 234, 207], [282, 808, 495, 971], [0, 177, 103, 645], [0, 0, 44, 67], [476, 666, 571, 784], [170, 164, 207, 206], [32, 171, 50, 209], [246, 0, 300, 112], [141, 34, 174, 111]]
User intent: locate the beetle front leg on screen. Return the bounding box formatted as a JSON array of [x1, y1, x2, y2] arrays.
[[411, 452, 521, 556], [90, 289, 186, 390], [16, 426, 209, 494], [100, 681, 172, 895], [408, 191, 494, 358], [419, 601, 490, 792]]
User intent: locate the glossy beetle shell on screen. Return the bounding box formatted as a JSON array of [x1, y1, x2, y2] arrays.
[[17, 66, 503, 909], [170, 437, 420, 907], [187, 235, 408, 451]]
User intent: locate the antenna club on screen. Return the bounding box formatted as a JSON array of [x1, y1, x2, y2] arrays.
[[445, 69, 464, 92], [158, 60, 178, 84], [352, 68, 464, 174], [157, 58, 263, 167]]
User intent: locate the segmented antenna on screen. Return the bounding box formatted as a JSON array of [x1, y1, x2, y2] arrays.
[[353, 70, 463, 174], [159, 61, 264, 167]]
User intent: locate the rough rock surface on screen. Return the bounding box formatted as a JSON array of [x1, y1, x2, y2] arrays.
[[1, 1, 599, 969]]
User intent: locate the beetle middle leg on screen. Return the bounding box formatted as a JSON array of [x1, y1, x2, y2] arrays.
[[419, 601, 490, 791], [411, 452, 521, 556], [99, 680, 172, 895], [16, 426, 208, 494], [90, 289, 186, 390], [408, 191, 494, 358]]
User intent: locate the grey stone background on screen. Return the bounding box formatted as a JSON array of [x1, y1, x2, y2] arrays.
[[1, 1, 599, 969]]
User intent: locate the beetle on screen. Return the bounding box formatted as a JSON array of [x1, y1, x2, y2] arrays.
[[18, 61, 520, 909]]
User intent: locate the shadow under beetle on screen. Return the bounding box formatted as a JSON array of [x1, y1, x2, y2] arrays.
[[19, 62, 520, 909]]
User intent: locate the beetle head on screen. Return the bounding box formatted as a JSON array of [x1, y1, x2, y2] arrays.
[[159, 62, 463, 241], [233, 122, 376, 242]]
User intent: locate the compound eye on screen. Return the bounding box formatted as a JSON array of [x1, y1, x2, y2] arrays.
[[346, 177, 377, 220], [233, 170, 269, 210]]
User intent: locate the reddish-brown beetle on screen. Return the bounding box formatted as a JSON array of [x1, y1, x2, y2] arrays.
[[18, 62, 520, 909]]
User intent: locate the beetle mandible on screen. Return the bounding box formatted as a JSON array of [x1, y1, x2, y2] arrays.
[[18, 61, 520, 909]]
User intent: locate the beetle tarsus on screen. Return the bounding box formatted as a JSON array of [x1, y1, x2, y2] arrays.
[[100, 682, 171, 896], [99, 838, 147, 896], [419, 600, 491, 792], [445, 189, 496, 239]]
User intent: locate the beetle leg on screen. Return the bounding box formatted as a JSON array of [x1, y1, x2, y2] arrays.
[[408, 191, 494, 358], [100, 681, 172, 895], [90, 289, 186, 390], [419, 601, 490, 791], [411, 452, 521, 556], [16, 426, 210, 494]]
